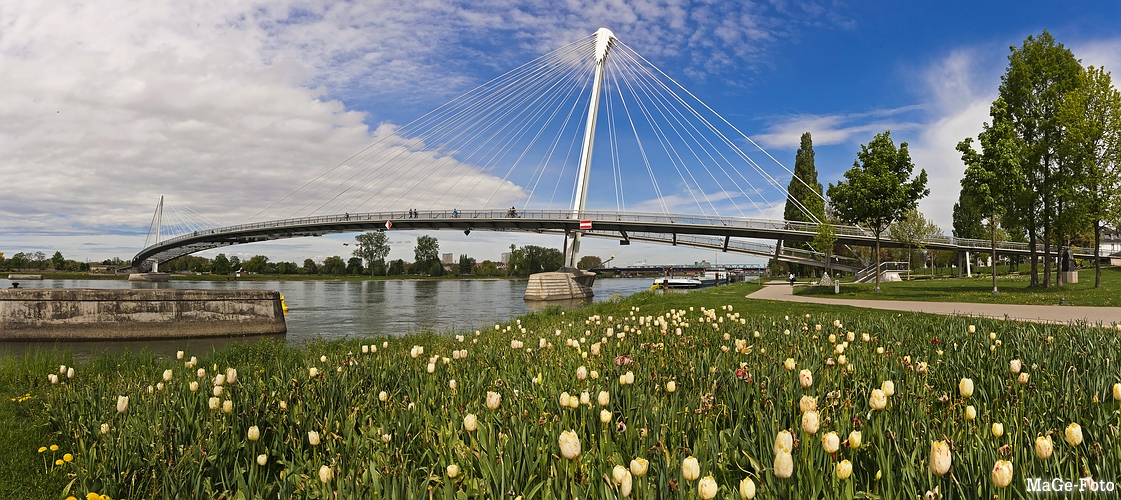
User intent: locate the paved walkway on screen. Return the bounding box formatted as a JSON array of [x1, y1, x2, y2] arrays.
[[747, 282, 1121, 326]]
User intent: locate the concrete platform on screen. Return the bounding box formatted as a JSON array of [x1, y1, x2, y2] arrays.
[[0, 288, 287, 340]]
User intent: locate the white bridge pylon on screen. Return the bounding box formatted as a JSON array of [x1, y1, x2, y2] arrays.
[[566, 28, 615, 268]]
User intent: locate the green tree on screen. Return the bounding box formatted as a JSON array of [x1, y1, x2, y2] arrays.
[[346, 257, 364, 275], [321, 256, 346, 275], [229, 256, 242, 272], [957, 97, 1024, 293], [212, 254, 231, 275], [783, 132, 826, 275], [888, 209, 942, 278], [354, 232, 391, 276], [1060, 65, 1121, 287], [387, 259, 407, 275], [276, 261, 299, 274], [51, 251, 65, 270], [998, 30, 1083, 287], [242, 255, 270, 274], [302, 258, 319, 275], [951, 195, 986, 240], [576, 255, 602, 270], [512, 245, 564, 277], [476, 260, 500, 277], [413, 236, 441, 275], [458, 254, 476, 275], [9, 252, 28, 270], [812, 221, 838, 277], [827, 131, 929, 292]]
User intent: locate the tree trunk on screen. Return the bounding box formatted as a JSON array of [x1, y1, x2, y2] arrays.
[[1028, 226, 1039, 287], [991, 212, 998, 294], [874, 233, 882, 292], [1043, 219, 1052, 288], [1095, 222, 1102, 288]]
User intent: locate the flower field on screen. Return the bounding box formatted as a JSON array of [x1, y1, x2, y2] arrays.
[[10, 284, 1121, 498]]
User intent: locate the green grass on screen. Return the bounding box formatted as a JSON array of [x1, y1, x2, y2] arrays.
[[797, 266, 1121, 306], [3, 283, 1120, 498]]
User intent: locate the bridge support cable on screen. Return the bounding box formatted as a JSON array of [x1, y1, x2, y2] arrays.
[[328, 41, 594, 215], [615, 44, 826, 225], [609, 45, 762, 219]]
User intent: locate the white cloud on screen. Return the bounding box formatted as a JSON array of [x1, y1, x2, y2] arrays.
[[754, 106, 925, 150], [0, 0, 845, 266]]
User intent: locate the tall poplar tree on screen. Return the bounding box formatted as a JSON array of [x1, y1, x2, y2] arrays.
[[782, 132, 825, 275], [827, 131, 929, 292]]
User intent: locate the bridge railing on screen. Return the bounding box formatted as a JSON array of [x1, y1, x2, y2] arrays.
[[138, 208, 1100, 259]]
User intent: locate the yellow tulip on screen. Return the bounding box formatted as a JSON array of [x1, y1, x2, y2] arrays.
[[558, 430, 581, 460]]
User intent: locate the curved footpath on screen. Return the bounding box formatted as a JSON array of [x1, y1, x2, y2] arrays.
[[747, 281, 1121, 325]]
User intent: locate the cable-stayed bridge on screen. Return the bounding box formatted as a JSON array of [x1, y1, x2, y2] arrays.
[[128, 29, 1099, 274]]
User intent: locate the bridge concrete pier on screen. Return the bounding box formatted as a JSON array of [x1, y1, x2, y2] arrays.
[[524, 269, 596, 301]]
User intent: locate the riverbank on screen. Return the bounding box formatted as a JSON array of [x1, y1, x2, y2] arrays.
[[4, 283, 1119, 498]]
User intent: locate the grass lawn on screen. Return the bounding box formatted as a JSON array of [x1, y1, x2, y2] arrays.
[[3, 282, 1119, 498], [797, 266, 1121, 306]]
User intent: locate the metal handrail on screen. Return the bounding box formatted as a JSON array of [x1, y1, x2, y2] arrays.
[[136, 208, 1101, 261]]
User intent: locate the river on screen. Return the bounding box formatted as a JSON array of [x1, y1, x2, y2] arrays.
[[0, 277, 671, 360]]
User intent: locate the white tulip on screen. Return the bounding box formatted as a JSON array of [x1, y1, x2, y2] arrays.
[[318, 465, 332, 483], [447, 464, 460, 478], [257, 454, 268, 466], [629, 458, 648, 477], [821, 432, 840, 453], [308, 430, 321, 446], [247, 426, 260, 441], [558, 430, 581, 460], [930, 440, 952, 476], [1065, 423, 1083, 446], [801, 410, 820, 434], [836, 459, 853, 480], [848, 430, 862, 449], [773, 450, 793, 478], [681, 456, 700, 481], [739, 477, 756, 499], [1035, 435, 1053, 459], [992, 422, 1004, 438], [486, 391, 501, 410], [959, 378, 974, 398], [463, 413, 478, 432], [881, 380, 895, 397], [116, 395, 129, 414], [992, 460, 1013, 488], [698, 476, 718, 499]]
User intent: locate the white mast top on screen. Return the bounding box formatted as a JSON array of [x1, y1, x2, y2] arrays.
[[594, 28, 615, 62]]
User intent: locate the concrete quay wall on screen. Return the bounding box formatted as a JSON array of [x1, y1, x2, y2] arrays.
[[0, 289, 286, 340]]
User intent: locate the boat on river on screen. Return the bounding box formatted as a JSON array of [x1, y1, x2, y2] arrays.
[[651, 270, 728, 289]]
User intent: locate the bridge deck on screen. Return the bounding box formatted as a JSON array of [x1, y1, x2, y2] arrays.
[[129, 209, 1102, 271]]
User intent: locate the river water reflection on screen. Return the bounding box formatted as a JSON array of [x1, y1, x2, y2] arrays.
[[1, 277, 666, 360]]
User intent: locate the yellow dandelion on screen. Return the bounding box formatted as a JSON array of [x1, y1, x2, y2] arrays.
[[63, 453, 73, 462], [50, 444, 59, 451], [86, 493, 99, 500], [54, 459, 63, 466], [38, 446, 47, 453]]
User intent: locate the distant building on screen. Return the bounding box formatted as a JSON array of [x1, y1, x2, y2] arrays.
[[1102, 227, 1121, 264], [442, 253, 454, 266]]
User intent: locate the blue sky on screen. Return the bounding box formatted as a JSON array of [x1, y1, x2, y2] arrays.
[[1, 1, 1119, 267]]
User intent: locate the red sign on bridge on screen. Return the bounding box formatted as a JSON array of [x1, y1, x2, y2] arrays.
[[579, 220, 592, 230]]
